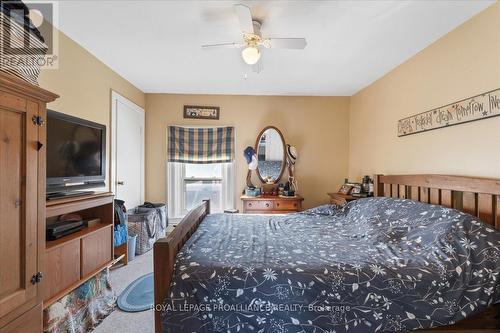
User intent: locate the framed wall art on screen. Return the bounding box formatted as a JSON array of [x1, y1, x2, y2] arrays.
[[183, 105, 220, 120], [398, 88, 500, 137]]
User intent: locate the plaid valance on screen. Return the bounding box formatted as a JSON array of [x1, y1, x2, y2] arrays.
[[168, 126, 235, 164]]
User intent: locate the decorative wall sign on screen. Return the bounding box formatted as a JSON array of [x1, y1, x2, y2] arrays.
[[398, 88, 500, 137], [183, 105, 220, 120]]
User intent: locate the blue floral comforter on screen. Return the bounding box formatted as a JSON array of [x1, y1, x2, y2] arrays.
[[161, 197, 500, 332]]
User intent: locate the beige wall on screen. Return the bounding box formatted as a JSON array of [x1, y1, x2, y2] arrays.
[[145, 94, 350, 210], [34, 28, 349, 210], [348, 2, 500, 180], [38, 31, 145, 190]]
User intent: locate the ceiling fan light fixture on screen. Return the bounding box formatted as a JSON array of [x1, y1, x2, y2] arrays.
[[241, 46, 261, 65]]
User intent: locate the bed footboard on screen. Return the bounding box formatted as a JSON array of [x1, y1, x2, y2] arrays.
[[153, 200, 210, 333]]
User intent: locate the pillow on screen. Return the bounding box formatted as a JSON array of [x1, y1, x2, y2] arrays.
[[300, 204, 341, 216]]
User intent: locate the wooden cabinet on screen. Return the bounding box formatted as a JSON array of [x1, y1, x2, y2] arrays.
[[0, 73, 58, 331], [241, 195, 304, 214], [0, 87, 39, 319], [44, 193, 114, 308]]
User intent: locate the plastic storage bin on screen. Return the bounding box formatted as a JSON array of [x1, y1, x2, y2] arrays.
[[128, 235, 137, 261]]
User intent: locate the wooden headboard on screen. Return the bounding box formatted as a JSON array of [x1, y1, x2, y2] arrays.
[[375, 174, 500, 230]]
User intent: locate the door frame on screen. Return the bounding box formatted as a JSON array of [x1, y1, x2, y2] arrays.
[[110, 90, 145, 204]]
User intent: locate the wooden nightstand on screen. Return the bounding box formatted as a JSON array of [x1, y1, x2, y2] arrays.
[[241, 195, 304, 214], [327, 192, 359, 205]]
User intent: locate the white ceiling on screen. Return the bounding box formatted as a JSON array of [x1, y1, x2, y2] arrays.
[[53, 0, 494, 96]]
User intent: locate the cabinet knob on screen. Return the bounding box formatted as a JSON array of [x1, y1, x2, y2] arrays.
[[15, 200, 22, 208], [31, 115, 44, 126], [31, 272, 43, 285], [117, 181, 125, 185], [248, 203, 252, 207]]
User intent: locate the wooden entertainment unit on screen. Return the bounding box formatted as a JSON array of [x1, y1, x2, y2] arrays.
[[0, 72, 115, 332], [44, 192, 115, 309]]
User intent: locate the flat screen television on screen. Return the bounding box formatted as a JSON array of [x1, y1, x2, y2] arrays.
[[46, 110, 106, 197]]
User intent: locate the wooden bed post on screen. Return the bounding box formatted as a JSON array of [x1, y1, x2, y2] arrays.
[[153, 200, 210, 333], [203, 199, 210, 214], [374, 174, 384, 197]]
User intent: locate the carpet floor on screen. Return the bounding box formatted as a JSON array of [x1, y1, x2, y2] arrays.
[[93, 249, 154, 333]]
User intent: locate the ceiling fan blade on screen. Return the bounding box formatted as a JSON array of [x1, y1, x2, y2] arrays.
[[264, 38, 307, 49], [234, 4, 254, 34], [201, 42, 244, 50]]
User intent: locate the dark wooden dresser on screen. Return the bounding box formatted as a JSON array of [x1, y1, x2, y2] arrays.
[[241, 195, 304, 214]]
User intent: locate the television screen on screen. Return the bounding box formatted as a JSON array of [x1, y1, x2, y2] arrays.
[[47, 112, 105, 180]]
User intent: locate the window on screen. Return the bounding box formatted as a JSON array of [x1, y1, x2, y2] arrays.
[[168, 162, 234, 218], [184, 164, 222, 211], [167, 126, 235, 219]]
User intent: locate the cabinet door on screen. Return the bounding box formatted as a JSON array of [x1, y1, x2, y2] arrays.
[[0, 105, 39, 318], [0, 304, 42, 333], [81, 226, 112, 276], [44, 240, 80, 302]]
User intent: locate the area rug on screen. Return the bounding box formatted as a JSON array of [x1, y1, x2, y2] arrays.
[[117, 272, 153, 312]]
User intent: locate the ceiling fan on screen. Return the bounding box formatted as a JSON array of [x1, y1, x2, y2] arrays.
[[202, 4, 307, 71]]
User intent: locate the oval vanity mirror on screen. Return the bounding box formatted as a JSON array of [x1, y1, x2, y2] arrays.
[[255, 126, 286, 184]]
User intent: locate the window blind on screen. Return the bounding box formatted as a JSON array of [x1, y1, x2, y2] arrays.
[[167, 126, 235, 164]]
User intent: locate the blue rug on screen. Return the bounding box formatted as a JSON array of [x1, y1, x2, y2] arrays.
[[117, 272, 153, 312]]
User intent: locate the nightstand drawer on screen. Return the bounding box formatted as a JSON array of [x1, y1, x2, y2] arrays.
[[274, 200, 300, 210], [244, 200, 273, 211]]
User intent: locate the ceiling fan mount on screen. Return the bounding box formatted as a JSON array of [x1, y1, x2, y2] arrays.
[[243, 21, 262, 46], [202, 4, 307, 72]]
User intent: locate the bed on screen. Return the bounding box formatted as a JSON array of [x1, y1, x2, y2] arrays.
[[154, 174, 500, 332]]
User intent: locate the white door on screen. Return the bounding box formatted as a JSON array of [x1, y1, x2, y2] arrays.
[[112, 91, 145, 209]]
